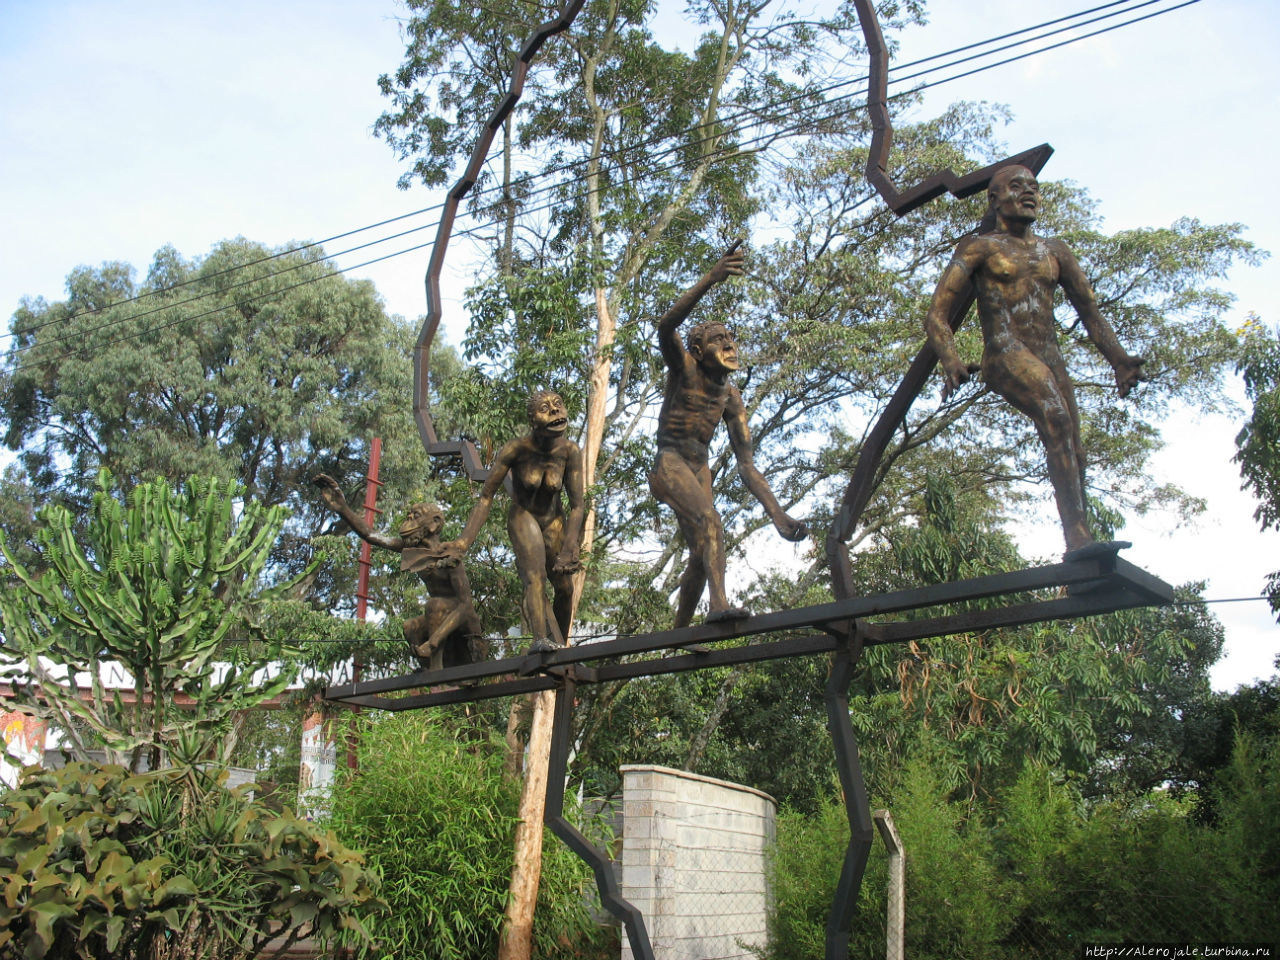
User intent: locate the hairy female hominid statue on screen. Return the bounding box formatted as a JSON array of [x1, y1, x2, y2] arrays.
[[314, 475, 486, 668], [442, 390, 585, 653]]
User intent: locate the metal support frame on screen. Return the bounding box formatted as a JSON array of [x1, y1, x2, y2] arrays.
[[545, 678, 655, 960], [326, 549, 1173, 960]]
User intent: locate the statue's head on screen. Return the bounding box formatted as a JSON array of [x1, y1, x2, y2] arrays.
[[986, 164, 1040, 226], [399, 502, 444, 543], [527, 390, 569, 437], [686, 321, 739, 375]]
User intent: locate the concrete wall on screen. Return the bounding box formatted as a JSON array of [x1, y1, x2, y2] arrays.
[[620, 765, 775, 960]]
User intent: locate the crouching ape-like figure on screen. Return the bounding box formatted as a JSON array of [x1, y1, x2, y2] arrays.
[[924, 165, 1146, 556], [313, 475, 486, 668], [442, 390, 585, 653], [650, 243, 808, 627]]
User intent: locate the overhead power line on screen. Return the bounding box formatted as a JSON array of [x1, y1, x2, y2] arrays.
[[7, 0, 1198, 365], [11, 0, 1155, 344]]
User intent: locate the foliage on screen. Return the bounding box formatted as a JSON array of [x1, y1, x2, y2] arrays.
[[761, 732, 1280, 959], [1235, 315, 1280, 615], [0, 238, 428, 601], [0, 760, 379, 960], [0, 471, 306, 772], [324, 710, 615, 960]]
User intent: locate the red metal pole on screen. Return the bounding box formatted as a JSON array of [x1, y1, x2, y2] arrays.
[[355, 437, 383, 621], [348, 438, 383, 771]]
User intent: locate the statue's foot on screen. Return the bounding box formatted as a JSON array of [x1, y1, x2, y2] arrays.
[[706, 605, 750, 623], [1063, 539, 1132, 563], [526, 637, 561, 655]]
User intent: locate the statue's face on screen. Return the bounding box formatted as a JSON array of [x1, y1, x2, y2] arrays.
[[400, 503, 444, 542], [693, 323, 739, 374], [990, 166, 1039, 223], [529, 392, 568, 436]]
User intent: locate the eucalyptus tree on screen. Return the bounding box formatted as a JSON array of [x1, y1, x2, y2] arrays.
[[0, 238, 431, 613]]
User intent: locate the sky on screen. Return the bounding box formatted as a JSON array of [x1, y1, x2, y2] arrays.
[[2, 0, 1278, 690]]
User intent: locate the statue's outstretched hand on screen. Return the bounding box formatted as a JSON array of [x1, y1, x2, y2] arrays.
[[312, 474, 347, 513], [708, 241, 746, 285], [941, 361, 981, 401], [774, 513, 809, 543], [1114, 355, 1147, 398]]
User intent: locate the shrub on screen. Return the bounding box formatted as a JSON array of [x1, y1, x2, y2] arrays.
[[0, 761, 380, 959], [325, 710, 615, 960]]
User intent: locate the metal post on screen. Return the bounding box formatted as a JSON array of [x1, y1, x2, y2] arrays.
[[543, 676, 655, 960], [874, 810, 905, 960], [825, 626, 875, 960], [348, 437, 383, 772]]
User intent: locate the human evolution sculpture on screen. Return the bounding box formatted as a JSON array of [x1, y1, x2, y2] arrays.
[[649, 241, 808, 626], [310, 2, 1180, 960], [924, 164, 1146, 556], [312, 475, 486, 668]]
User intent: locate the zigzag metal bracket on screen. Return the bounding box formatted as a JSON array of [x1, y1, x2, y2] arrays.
[[412, 0, 588, 482], [852, 0, 1052, 216]]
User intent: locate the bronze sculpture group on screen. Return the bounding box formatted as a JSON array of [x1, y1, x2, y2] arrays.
[[318, 165, 1144, 655]]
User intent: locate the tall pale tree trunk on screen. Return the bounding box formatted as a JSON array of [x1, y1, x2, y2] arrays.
[[497, 6, 746, 955]]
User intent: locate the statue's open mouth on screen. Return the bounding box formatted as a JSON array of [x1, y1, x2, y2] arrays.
[[546, 417, 568, 432]]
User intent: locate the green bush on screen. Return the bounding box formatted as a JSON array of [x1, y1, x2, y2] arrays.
[[325, 710, 615, 960], [0, 761, 380, 960], [762, 736, 1280, 959], [763, 750, 1016, 960]]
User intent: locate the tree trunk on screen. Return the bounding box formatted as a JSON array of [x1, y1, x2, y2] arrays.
[[496, 688, 555, 960]]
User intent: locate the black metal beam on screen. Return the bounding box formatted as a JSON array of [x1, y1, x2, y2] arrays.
[[324, 555, 1167, 707]]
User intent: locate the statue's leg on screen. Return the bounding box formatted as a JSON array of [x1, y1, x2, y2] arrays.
[[424, 601, 468, 658], [985, 346, 1092, 551], [508, 506, 552, 643], [673, 555, 708, 629], [650, 451, 743, 624]]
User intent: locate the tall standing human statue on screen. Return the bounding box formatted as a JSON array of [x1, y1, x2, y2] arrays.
[[924, 165, 1147, 556], [650, 242, 808, 626], [443, 390, 585, 653]]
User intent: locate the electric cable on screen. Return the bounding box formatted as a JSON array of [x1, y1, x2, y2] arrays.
[[6, 0, 1197, 365], [8, 0, 1168, 342]]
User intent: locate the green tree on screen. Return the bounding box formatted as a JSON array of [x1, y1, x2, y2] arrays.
[[1235, 315, 1280, 615], [0, 238, 428, 601], [0, 471, 306, 772]]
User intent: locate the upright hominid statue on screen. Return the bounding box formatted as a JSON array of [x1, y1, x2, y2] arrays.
[[924, 165, 1146, 556], [313, 476, 485, 668], [650, 243, 808, 626], [443, 390, 585, 653]]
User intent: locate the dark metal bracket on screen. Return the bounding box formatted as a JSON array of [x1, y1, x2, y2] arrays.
[[413, 0, 587, 478], [327, 549, 1173, 959], [851, 0, 1052, 216]]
